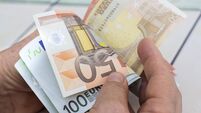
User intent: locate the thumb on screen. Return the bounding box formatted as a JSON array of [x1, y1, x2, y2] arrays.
[[137, 38, 181, 113], [90, 72, 130, 113]]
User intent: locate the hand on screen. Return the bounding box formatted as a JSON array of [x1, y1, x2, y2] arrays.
[[0, 31, 44, 113], [89, 38, 182, 113]]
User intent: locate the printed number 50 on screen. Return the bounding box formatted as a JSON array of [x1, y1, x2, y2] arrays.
[[75, 49, 116, 83]]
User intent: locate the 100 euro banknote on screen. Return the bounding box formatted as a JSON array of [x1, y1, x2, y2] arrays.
[[84, 0, 186, 74], [34, 11, 138, 97]]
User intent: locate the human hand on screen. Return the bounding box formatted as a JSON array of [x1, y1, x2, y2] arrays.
[[0, 31, 44, 113], [89, 38, 182, 113]]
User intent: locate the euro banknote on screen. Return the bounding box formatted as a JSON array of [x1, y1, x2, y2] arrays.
[[19, 30, 139, 112], [19, 33, 98, 113], [34, 11, 138, 97], [84, 0, 186, 74]]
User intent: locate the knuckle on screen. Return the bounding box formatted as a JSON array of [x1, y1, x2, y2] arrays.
[[106, 100, 129, 113], [105, 81, 126, 91]]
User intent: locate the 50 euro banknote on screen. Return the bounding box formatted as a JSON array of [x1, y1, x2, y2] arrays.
[[84, 0, 186, 74], [34, 10, 138, 97]]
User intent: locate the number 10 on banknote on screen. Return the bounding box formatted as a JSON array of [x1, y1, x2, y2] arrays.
[[34, 11, 134, 97]]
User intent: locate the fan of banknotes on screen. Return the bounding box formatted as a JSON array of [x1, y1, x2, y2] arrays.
[[15, 0, 186, 113]]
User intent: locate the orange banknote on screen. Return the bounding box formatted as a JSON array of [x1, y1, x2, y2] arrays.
[[34, 10, 138, 97]]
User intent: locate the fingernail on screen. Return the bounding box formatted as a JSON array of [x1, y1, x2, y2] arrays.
[[107, 72, 124, 83]]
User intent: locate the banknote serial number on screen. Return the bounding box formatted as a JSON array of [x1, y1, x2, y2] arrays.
[[95, 0, 113, 15]]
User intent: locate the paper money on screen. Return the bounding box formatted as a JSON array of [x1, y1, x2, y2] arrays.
[[84, 0, 186, 74], [34, 11, 137, 97], [19, 34, 97, 113], [19, 30, 139, 112], [15, 59, 57, 113]]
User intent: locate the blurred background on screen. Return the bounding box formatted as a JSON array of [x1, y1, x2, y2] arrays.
[[0, 0, 200, 50], [0, 0, 201, 113], [0, 0, 90, 50]]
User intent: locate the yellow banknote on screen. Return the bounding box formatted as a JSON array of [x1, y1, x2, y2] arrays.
[[84, 0, 186, 74], [34, 10, 137, 97]]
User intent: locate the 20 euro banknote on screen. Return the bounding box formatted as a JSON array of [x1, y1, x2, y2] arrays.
[[84, 0, 186, 74], [34, 11, 138, 97]]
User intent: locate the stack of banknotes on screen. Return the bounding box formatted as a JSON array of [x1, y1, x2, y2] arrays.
[[15, 0, 186, 113]]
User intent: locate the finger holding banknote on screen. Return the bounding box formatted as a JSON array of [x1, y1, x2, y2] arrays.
[[137, 38, 182, 113], [0, 31, 44, 113], [89, 72, 130, 113], [89, 38, 181, 113]]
